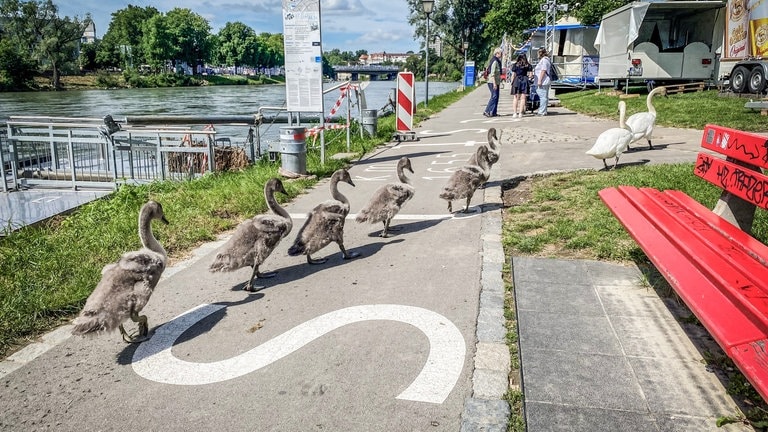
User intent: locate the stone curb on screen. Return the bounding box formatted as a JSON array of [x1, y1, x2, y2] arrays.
[[460, 183, 511, 431]]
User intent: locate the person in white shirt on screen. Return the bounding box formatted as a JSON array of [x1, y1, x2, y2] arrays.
[[533, 48, 551, 116]]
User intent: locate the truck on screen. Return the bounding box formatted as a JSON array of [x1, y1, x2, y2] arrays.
[[595, 0, 768, 94]]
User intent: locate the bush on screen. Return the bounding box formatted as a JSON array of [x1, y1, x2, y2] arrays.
[[96, 70, 123, 88]]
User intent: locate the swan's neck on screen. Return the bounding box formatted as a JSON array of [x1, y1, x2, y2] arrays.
[[487, 136, 498, 152], [477, 151, 490, 172], [138, 210, 166, 258], [397, 164, 411, 185], [330, 176, 349, 205], [646, 89, 659, 116], [266, 188, 292, 230], [619, 104, 628, 130]]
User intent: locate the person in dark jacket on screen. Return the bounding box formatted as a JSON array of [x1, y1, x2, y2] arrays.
[[483, 48, 502, 117]]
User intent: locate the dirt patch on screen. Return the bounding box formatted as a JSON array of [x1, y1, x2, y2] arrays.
[[501, 177, 533, 207]]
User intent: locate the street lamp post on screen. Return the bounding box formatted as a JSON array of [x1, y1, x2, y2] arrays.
[[422, 0, 434, 108], [462, 40, 469, 89]]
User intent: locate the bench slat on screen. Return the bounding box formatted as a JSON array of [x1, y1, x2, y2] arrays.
[[732, 340, 768, 398], [619, 187, 768, 330], [664, 189, 768, 267], [701, 124, 768, 169], [599, 186, 767, 348], [694, 152, 768, 210]]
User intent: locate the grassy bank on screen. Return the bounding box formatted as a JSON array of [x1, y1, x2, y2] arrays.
[[558, 88, 762, 131], [0, 85, 470, 359], [504, 88, 768, 428], [32, 72, 286, 91]]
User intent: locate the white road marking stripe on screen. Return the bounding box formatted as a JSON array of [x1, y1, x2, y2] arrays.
[[132, 304, 465, 404], [288, 213, 455, 220]]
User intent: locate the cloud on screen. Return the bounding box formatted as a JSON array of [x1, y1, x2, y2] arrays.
[[57, 0, 418, 53]]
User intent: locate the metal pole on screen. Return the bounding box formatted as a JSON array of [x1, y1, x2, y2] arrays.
[[425, 13, 430, 108], [463, 45, 468, 90]]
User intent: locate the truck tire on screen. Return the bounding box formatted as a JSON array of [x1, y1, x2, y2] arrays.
[[748, 68, 767, 94], [730, 66, 750, 93]]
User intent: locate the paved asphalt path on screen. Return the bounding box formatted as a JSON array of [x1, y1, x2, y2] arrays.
[[0, 85, 721, 431]]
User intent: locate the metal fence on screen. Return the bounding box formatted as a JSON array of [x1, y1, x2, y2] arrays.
[[3, 117, 233, 190]]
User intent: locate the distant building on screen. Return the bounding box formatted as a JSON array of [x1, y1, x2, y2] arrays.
[[82, 21, 96, 44], [429, 36, 443, 57], [365, 52, 414, 65]]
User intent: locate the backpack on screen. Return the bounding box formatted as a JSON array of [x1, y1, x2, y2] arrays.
[[549, 63, 559, 81]]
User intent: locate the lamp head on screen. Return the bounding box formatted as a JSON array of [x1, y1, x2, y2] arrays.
[[422, 0, 435, 14]]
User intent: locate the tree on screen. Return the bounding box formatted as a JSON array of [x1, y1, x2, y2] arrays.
[[141, 14, 172, 71], [216, 22, 258, 73], [0, 0, 91, 89], [255, 32, 284, 68], [164, 8, 212, 72], [0, 37, 36, 88], [406, 0, 491, 79], [96, 5, 160, 69], [78, 39, 98, 71]]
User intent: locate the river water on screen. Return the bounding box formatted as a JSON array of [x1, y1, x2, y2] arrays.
[[0, 81, 459, 147]]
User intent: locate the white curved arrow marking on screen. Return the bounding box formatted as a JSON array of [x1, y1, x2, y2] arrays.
[[132, 304, 465, 404]]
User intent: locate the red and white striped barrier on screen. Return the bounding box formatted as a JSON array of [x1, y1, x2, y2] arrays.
[[396, 72, 414, 133]]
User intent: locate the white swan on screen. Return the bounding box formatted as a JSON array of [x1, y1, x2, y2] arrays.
[[72, 201, 169, 343], [625, 86, 667, 150], [586, 101, 633, 170], [288, 168, 359, 264], [355, 156, 416, 237], [209, 178, 293, 292]]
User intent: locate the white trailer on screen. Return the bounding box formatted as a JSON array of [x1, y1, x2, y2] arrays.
[[594, 1, 725, 86]]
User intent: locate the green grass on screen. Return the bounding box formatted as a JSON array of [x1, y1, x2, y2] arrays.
[[0, 85, 471, 358], [502, 86, 768, 429], [558, 88, 763, 131]]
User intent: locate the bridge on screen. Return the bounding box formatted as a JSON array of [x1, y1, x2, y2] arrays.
[[331, 65, 400, 81]]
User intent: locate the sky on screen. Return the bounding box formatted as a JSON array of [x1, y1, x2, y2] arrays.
[[57, 0, 422, 54]]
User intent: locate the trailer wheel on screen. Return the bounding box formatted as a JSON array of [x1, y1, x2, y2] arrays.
[[730, 66, 750, 93], [748, 68, 767, 94]]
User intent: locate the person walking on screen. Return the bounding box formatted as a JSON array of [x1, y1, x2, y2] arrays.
[[534, 48, 552, 116], [483, 48, 503, 117], [509, 54, 532, 118]]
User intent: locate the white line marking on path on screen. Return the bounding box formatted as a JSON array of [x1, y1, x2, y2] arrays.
[[419, 129, 487, 135], [396, 141, 477, 148], [132, 304, 465, 404], [288, 213, 455, 221], [354, 175, 390, 181]]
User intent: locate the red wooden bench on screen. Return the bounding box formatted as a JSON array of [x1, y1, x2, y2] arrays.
[[599, 124, 768, 402]]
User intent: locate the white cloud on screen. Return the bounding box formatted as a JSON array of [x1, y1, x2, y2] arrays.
[[58, 0, 418, 52]]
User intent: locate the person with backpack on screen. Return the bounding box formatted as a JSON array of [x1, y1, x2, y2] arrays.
[[483, 47, 503, 117], [533, 48, 552, 116]]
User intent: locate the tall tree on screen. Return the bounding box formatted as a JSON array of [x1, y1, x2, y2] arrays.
[[216, 22, 258, 72], [0, 0, 90, 89], [164, 8, 212, 72], [97, 5, 160, 69], [406, 0, 491, 75], [141, 14, 172, 71]]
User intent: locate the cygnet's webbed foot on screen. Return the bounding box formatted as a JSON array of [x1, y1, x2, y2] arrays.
[[343, 251, 361, 260], [244, 266, 272, 292], [647, 140, 654, 150], [119, 323, 151, 344], [339, 245, 360, 260], [244, 284, 266, 292], [447, 202, 453, 213], [307, 255, 328, 265]]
